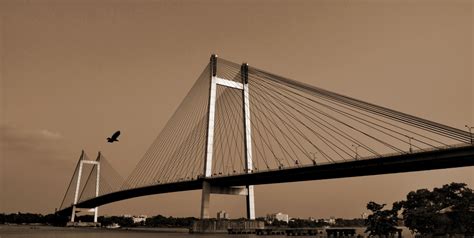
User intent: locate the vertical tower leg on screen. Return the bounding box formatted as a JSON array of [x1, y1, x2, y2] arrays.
[[201, 54, 218, 219], [246, 185, 255, 219], [242, 63, 255, 220], [71, 152, 84, 222], [93, 154, 101, 223], [200, 181, 211, 219], [70, 206, 76, 222], [93, 209, 98, 223]]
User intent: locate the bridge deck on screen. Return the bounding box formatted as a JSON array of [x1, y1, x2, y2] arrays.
[[57, 145, 474, 216]]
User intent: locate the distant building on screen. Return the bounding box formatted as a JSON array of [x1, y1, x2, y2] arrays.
[[267, 212, 289, 223], [321, 216, 336, 225], [361, 213, 368, 219], [217, 211, 229, 220], [132, 215, 148, 223]]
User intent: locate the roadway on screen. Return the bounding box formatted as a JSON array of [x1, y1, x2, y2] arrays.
[[57, 144, 474, 216]]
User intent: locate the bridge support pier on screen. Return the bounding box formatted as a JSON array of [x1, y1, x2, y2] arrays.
[[200, 181, 254, 219], [200, 182, 211, 219], [246, 185, 255, 219]]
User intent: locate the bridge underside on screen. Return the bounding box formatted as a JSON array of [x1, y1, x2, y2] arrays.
[[57, 145, 474, 216]]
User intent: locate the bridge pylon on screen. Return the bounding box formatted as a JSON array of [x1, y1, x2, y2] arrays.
[[69, 151, 101, 223], [201, 54, 255, 220]]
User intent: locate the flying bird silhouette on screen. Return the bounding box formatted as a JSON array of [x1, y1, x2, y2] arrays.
[[107, 131, 121, 143]]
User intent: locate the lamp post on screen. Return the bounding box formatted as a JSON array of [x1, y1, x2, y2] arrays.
[[276, 157, 284, 169], [466, 125, 473, 144], [309, 152, 317, 165], [351, 144, 360, 160], [409, 137, 413, 153]]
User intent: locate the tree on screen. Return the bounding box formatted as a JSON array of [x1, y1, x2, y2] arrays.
[[400, 182, 473, 236], [145, 215, 196, 228], [365, 201, 401, 237]]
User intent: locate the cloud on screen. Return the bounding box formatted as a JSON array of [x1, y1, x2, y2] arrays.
[[0, 124, 73, 214], [39, 129, 63, 140], [0, 124, 66, 160], [1, 124, 63, 141]]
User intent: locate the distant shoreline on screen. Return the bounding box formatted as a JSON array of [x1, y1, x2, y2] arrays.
[[0, 224, 189, 233]]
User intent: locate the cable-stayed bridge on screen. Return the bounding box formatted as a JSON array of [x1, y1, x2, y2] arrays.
[[57, 55, 474, 222]]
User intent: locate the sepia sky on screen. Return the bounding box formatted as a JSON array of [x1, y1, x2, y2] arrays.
[[0, 0, 473, 219]]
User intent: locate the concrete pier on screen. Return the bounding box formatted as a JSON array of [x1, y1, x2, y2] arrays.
[[190, 220, 264, 234], [66, 222, 101, 227]]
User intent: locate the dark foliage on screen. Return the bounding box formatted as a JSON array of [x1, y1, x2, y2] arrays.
[[365, 202, 401, 237], [145, 215, 197, 228], [0, 213, 68, 226], [364, 183, 473, 237], [334, 218, 366, 227], [399, 182, 473, 236]]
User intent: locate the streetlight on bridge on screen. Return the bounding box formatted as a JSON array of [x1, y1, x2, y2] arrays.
[[309, 152, 317, 165], [351, 144, 360, 160], [465, 125, 473, 144], [275, 157, 284, 170], [408, 137, 414, 153]]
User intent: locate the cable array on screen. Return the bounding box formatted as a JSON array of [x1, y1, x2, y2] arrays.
[[121, 64, 212, 189], [122, 57, 471, 188], [214, 59, 471, 175]]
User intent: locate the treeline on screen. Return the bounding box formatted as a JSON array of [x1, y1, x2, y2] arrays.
[[0, 213, 196, 228], [144, 215, 196, 227], [78, 215, 197, 227], [1, 212, 364, 229], [333, 218, 366, 227], [257, 218, 365, 228], [0, 213, 68, 226], [366, 182, 474, 237]]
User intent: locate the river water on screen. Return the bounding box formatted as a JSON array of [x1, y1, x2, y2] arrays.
[[1, 225, 264, 238], [0, 225, 415, 238]]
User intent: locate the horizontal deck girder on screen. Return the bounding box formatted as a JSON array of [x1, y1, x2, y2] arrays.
[[57, 145, 474, 216]]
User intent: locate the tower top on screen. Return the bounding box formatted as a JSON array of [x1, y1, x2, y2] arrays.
[[241, 63, 248, 84], [210, 54, 217, 77]]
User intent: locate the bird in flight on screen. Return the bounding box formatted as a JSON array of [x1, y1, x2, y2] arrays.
[[107, 131, 121, 143]]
